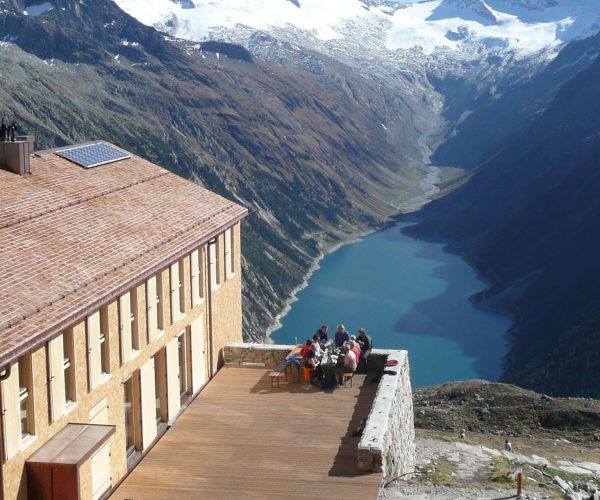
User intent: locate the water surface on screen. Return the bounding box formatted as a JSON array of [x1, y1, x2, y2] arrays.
[[271, 223, 511, 387]]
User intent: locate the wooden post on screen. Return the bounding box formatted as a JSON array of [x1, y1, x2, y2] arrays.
[[517, 472, 523, 497]]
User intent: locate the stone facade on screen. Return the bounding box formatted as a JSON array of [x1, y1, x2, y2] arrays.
[[358, 349, 416, 482]]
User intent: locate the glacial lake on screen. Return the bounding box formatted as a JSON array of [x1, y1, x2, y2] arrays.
[[270, 222, 512, 388]]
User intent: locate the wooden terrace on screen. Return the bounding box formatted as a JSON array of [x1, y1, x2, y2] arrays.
[[111, 365, 381, 499]]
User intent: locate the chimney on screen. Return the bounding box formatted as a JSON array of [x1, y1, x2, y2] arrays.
[[0, 135, 34, 176]]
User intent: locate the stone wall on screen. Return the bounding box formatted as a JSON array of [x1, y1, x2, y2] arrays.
[[223, 342, 294, 367], [358, 349, 415, 482]]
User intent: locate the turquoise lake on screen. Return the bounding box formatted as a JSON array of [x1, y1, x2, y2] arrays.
[[270, 223, 512, 388]]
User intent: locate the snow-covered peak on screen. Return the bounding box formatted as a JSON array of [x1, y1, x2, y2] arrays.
[[115, 0, 374, 41], [114, 0, 600, 57], [432, 0, 499, 26], [386, 0, 600, 55]]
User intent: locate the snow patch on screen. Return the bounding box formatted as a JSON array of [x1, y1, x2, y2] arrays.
[[114, 0, 376, 41], [23, 2, 54, 17], [114, 0, 600, 58]]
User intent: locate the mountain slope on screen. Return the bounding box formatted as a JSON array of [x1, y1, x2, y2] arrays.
[[408, 54, 600, 398], [0, 0, 425, 339]]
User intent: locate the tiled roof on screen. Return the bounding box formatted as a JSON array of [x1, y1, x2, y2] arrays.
[[0, 143, 248, 367]]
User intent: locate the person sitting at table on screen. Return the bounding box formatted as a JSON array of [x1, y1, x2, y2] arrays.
[[336, 343, 356, 386], [357, 328, 372, 372], [305, 343, 323, 383], [315, 324, 329, 343], [300, 339, 312, 358], [334, 324, 350, 347], [312, 335, 325, 359], [349, 340, 361, 366]]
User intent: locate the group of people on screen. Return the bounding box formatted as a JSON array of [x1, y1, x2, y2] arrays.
[[301, 324, 372, 387]]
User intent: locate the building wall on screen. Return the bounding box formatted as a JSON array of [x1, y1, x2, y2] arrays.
[[209, 224, 243, 374], [0, 223, 243, 500]]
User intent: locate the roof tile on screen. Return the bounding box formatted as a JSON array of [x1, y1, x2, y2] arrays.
[[0, 143, 247, 366]]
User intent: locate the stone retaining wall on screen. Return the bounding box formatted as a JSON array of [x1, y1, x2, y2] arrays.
[[223, 342, 294, 367], [358, 349, 415, 482]]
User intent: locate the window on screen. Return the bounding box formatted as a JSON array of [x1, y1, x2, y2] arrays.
[[18, 355, 33, 438], [178, 258, 186, 316], [123, 376, 136, 458], [224, 228, 234, 279], [2, 358, 32, 459], [119, 291, 138, 364], [63, 330, 76, 404], [208, 239, 220, 291], [156, 271, 165, 332], [146, 275, 159, 341], [153, 350, 166, 426], [88, 310, 110, 391], [190, 248, 205, 307], [177, 332, 188, 405], [130, 287, 140, 351], [99, 306, 110, 376], [170, 262, 181, 323], [49, 332, 75, 421]]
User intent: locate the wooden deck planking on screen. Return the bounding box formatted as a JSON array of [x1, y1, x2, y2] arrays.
[[111, 365, 381, 500]]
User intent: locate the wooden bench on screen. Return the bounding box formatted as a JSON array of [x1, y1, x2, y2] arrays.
[[269, 358, 289, 388], [269, 346, 303, 388], [343, 372, 354, 388]]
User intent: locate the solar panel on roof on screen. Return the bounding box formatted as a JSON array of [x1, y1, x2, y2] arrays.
[[56, 143, 131, 168]]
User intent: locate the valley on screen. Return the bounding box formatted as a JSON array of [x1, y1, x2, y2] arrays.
[[2, 0, 600, 397]]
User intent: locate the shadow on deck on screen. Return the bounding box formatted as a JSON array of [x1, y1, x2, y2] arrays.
[[111, 365, 382, 500]]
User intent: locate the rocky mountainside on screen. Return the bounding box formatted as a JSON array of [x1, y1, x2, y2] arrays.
[[381, 380, 600, 500], [408, 52, 600, 398], [4, 0, 600, 399], [0, 0, 427, 338], [414, 380, 600, 441], [111, 0, 600, 398]]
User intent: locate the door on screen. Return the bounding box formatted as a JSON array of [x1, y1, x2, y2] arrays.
[[139, 358, 158, 450], [190, 317, 207, 393], [87, 312, 102, 390], [48, 335, 66, 422], [165, 337, 180, 422]]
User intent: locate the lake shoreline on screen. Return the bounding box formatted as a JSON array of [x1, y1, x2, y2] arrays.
[[265, 165, 442, 341]]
